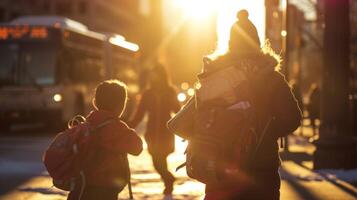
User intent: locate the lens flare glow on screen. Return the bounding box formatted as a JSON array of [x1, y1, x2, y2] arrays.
[[173, 0, 220, 20], [187, 88, 195, 96], [214, 0, 265, 55], [53, 94, 62, 102], [181, 82, 189, 90], [281, 30, 287, 37], [170, 0, 265, 56], [194, 82, 201, 90], [177, 92, 187, 102]]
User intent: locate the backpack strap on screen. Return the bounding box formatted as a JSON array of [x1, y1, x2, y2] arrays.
[[90, 118, 117, 134], [251, 116, 274, 156], [175, 162, 187, 172], [128, 178, 134, 199]]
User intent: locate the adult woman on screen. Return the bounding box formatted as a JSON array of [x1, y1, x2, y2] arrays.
[[130, 63, 180, 197], [202, 10, 302, 200]]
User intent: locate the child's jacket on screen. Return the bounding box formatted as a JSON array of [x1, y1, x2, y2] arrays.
[[84, 110, 143, 188]]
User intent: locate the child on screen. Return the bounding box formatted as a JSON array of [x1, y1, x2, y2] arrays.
[[67, 80, 143, 200]]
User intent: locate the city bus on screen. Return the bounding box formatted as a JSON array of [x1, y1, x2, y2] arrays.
[[0, 16, 140, 130]]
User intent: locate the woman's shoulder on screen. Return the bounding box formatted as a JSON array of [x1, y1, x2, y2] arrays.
[[269, 70, 288, 84]]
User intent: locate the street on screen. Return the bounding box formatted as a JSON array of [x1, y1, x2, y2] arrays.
[[0, 128, 204, 200], [0, 125, 356, 200], [0, 0, 356, 199]]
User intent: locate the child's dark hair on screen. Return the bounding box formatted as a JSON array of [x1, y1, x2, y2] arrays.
[[94, 80, 127, 115]]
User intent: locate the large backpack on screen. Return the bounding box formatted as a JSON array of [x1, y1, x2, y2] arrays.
[[169, 59, 273, 184], [186, 100, 273, 184], [43, 115, 114, 191]]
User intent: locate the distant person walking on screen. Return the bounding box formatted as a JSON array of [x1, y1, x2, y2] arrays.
[[130, 64, 181, 198], [307, 84, 320, 136]]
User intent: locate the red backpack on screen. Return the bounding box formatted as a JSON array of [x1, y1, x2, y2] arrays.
[[43, 115, 114, 191]]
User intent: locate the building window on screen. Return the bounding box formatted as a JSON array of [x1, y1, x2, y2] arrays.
[[56, 1, 72, 15]]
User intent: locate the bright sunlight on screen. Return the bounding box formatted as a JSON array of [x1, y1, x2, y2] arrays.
[[173, 0, 220, 20], [171, 0, 265, 55], [169, 0, 266, 152]]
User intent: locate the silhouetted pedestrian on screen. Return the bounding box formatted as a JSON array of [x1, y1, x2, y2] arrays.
[[130, 63, 180, 198], [199, 10, 302, 200], [67, 80, 143, 200], [307, 84, 320, 136], [167, 9, 302, 200]]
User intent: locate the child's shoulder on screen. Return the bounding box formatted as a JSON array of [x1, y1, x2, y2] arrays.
[[113, 119, 136, 134]]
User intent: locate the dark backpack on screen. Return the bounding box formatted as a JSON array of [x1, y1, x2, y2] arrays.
[[186, 98, 274, 184], [43, 115, 114, 191], [170, 60, 273, 185]]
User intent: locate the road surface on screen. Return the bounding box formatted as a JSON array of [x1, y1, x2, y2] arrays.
[[0, 126, 356, 200]]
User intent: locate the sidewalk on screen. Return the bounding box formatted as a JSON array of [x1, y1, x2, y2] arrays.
[[1, 131, 356, 199], [0, 145, 205, 200], [279, 134, 357, 200]]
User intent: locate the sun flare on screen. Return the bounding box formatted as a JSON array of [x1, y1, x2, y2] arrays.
[[173, 0, 220, 20], [170, 0, 265, 55]]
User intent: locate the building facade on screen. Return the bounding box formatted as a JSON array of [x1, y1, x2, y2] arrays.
[[265, 1, 305, 85], [0, 0, 142, 41], [350, 0, 357, 135]]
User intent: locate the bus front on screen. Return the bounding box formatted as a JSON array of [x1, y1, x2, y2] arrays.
[[0, 25, 63, 129]]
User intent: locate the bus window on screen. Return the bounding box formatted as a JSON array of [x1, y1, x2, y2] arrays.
[[85, 59, 105, 82], [59, 51, 104, 84], [20, 44, 57, 85], [0, 43, 56, 86], [55, 51, 73, 84], [74, 57, 104, 83]]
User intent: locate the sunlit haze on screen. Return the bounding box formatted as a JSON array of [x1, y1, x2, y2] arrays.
[[168, 0, 266, 152], [215, 0, 265, 54], [170, 0, 265, 55], [0, 0, 354, 199]]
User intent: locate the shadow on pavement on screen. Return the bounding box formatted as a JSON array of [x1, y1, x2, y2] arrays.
[[280, 168, 320, 200], [280, 151, 312, 165], [280, 150, 357, 198], [0, 124, 53, 195], [17, 187, 66, 196], [0, 123, 55, 136]]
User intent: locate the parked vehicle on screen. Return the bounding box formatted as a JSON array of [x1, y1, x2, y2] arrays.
[[0, 16, 140, 130]]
